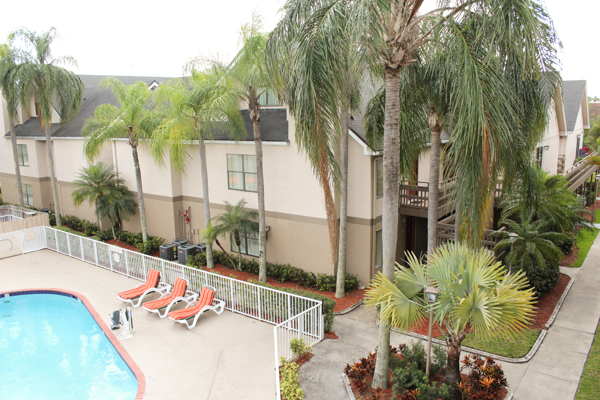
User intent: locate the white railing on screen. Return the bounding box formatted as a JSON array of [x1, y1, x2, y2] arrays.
[[273, 303, 324, 399], [0, 205, 40, 219], [0, 215, 21, 223], [9, 226, 323, 399]]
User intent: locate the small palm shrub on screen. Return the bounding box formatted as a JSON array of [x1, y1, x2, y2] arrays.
[[392, 341, 449, 399], [279, 357, 303, 400], [290, 338, 312, 358]]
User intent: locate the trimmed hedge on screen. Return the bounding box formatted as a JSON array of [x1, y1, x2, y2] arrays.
[[187, 250, 359, 293]]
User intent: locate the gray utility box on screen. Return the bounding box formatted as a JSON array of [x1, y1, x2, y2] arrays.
[[178, 244, 198, 265], [171, 239, 189, 260], [159, 243, 176, 261], [195, 243, 207, 254]]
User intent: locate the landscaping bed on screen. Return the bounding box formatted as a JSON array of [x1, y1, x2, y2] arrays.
[[561, 201, 600, 268], [404, 273, 571, 358], [197, 263, 364, 313]]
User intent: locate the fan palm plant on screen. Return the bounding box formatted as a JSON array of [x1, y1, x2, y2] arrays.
[[82, 77, 162, 242], [210, 199, 259, 271], [151, 64, 244, 269], [71, 162, 128, 229], [8, 28, 84, 225], [0, 44, 24, 207], [365, 243, 535, 397]]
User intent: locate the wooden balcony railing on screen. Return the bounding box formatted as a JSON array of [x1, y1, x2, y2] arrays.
[[436, 222, 505, 251]]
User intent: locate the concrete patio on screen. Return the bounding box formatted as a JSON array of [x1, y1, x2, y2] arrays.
[[300, 236, 600, 400], [0, 249, 277, 400]]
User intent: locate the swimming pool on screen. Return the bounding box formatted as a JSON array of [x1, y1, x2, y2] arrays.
[[0, 290, 141, 400]]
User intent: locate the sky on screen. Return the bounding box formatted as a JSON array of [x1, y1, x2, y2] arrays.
[[1, 0, 599, 96]]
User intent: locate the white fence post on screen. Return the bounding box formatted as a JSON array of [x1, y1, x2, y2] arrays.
[[94, 241, 99, 265], [109, 248, 114, 272], [66, 233, 72, 256], [79, 237, 84, 260], [125, 251, 130, 277]]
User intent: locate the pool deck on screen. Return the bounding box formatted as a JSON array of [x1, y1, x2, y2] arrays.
[[0, 249, 277, 400]]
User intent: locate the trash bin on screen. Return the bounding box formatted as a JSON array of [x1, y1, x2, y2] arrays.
[[40, 208, 52, 214]]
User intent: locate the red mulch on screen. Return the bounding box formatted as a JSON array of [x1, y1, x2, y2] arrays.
[[407, 273, 571, 337], [296, 352, 314, 368], [325, 331, 339, 340], [198, 263, 364, 313]]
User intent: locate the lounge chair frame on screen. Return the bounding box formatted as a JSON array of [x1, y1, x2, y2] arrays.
[[143, 279, 198, 318], [118, 281, 172, 308], [169, 285, 225, 329]]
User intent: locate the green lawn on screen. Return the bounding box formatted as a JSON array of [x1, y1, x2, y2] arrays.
[[569, 227, 600, 268], [575, 322, 600, 399], [457, 329, 541, 358]]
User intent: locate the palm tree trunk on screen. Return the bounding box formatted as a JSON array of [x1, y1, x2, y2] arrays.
[[130, 143, 148, 242], [373, 67, 402, 389], [444, 332, 465, 400], [44, 125, 62, 227], [9, 117, 24, 207], [214, 238, 237, 270], [427, 112, 442, 255], [198, 133, 215, 269], [251, 108, 267, 283], [319, 148, 339, 269], [336, 111, 349, 299]]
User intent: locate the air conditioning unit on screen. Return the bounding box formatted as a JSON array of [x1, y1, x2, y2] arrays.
[[178, 244, 198, 265], [171, 239, 189, 258], [159, 243, 176, 261], [195, 243, 207, 254]]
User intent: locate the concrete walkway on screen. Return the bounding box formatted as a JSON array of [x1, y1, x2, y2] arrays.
[[300, 237, 600, 400]]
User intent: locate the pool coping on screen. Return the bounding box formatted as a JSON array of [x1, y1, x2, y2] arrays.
[[0, 288, 146, 400]]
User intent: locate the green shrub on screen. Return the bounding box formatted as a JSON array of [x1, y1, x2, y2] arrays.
[[556, 235, 575, 255], [524, 259, 560, 297], [187, 250, 359, 293], [54, 226, 88, 237], [290, 338, 312, 358], [279, 357, 303, 400], [136, 237, 164, 255], [98, 228, 114, 241]]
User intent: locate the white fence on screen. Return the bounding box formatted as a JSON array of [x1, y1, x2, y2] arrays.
[[0, 215, 20, 223], [9, 225, 324, 399], [0, 205, 40, 219]]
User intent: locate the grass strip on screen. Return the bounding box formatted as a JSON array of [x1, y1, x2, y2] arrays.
[[575, 321, 600, 399], [457, 329, 541, 358], [569, 227, 600, 268]]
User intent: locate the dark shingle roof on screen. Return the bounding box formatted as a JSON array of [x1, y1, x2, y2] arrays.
[[209, 108, 289, 142], [563, 80, 586, 132], [6, 75, 289, 142]]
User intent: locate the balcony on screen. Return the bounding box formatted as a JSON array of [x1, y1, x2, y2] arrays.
[[436, 215, 505, 252], [399, 178, 456, 219]]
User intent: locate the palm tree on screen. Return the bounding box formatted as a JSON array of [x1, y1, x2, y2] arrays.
[[267, 1, 365, 297], [501, 166, 591, 234], [71, 162, 127, 228], [0, 43, 24, 207], [82, 77, 161, 242], [493, 212, 567, 295], [365, 243, 535, 397], [8, 28, 84, 225], [229, 14, 271, 283], [151, 65, 244, 269], [210, 199, 259, 271], [96, 184, 137, 240]]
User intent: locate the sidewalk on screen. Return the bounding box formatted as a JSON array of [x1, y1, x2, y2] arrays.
[[300, 236, 600, 400]]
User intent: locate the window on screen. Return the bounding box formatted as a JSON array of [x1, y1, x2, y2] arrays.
[[536, 147, 543, 168], [376, 158, 383, 198], [22, 184, 33, 206], [576, 136, 581, 159], [231, 227, 259, 257], [227, 154, 257, 192], [375, 229, 383, 270], [17, 144, 29, 166], [258, 89, 281, 106]]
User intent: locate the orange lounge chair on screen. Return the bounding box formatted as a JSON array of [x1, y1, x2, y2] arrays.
[[117, 269, 171, 308], [142, 278, 198, 318], [168, 285, 225, 329]]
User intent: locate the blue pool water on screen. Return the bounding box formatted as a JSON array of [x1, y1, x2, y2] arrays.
[[0, 293, 138, 400]]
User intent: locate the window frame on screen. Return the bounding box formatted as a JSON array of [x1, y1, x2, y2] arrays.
[[227, 154, 257, 192], [22, 184, 33, 206], [231, 226, 260, 257], [375, 158, 383, 198], [17, 144, 29, 167], [536, 147, 543, 168], [258, 89, 282, 106]]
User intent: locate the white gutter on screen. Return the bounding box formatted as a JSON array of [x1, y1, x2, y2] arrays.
[[349, 129, 379, 156]]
